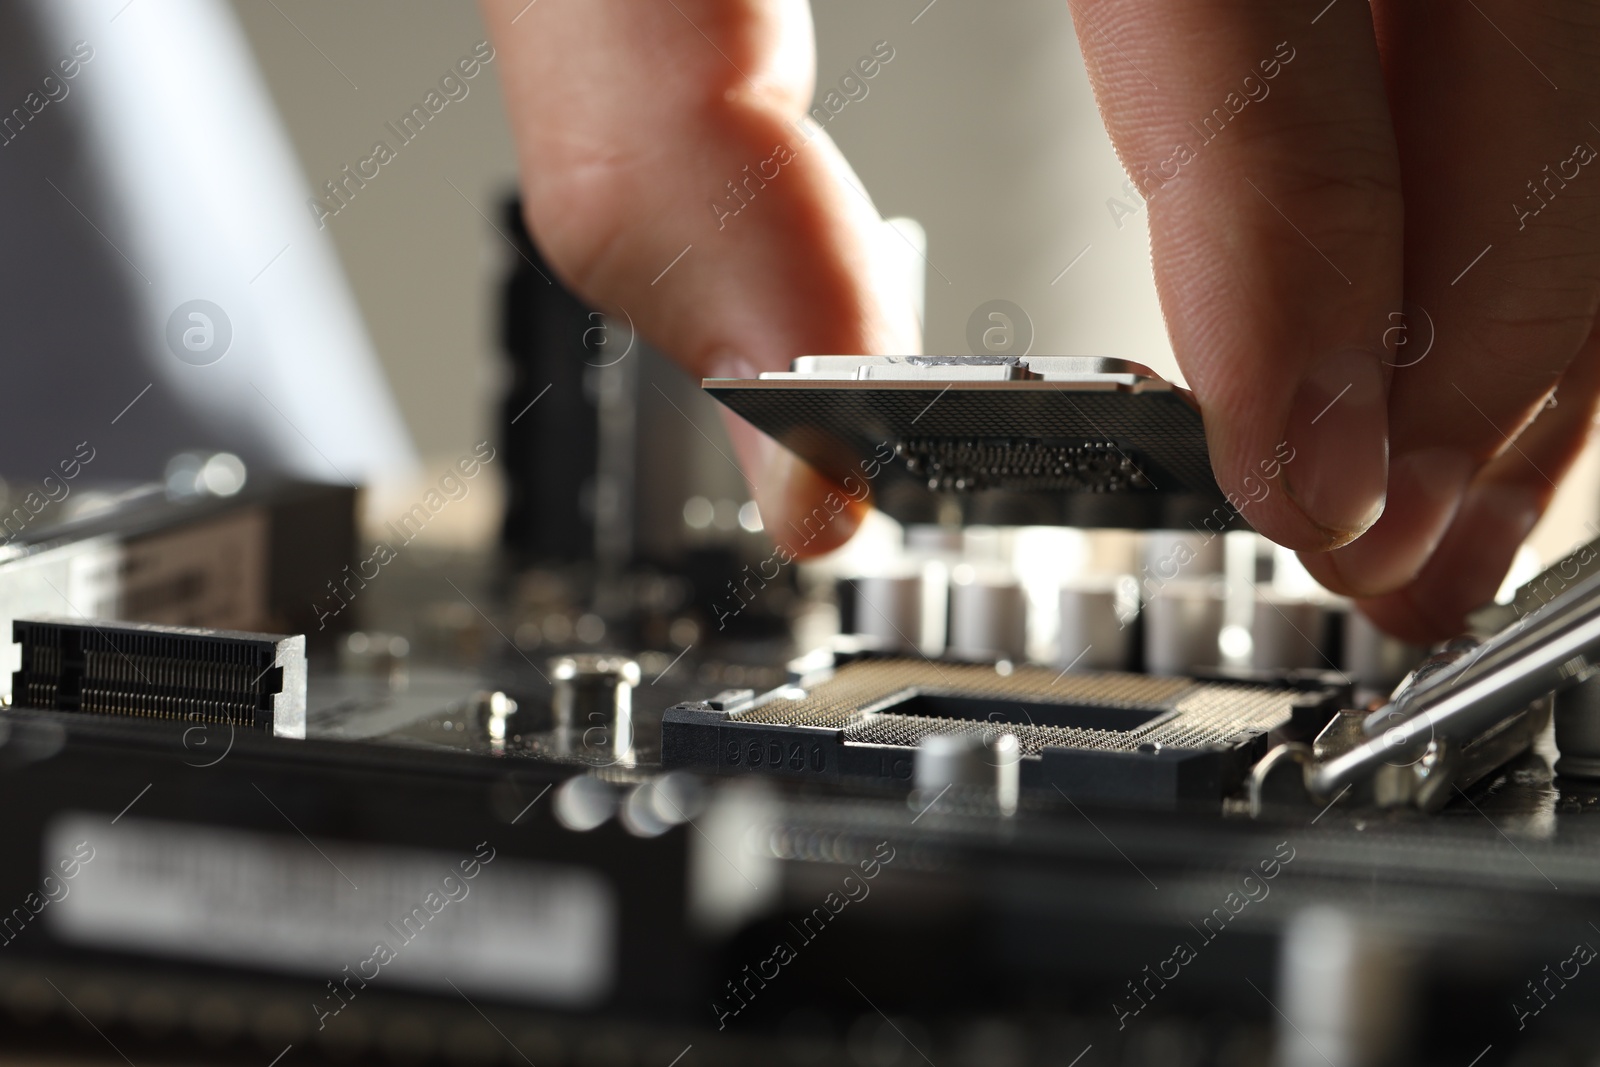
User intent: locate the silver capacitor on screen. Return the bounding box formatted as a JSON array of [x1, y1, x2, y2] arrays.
[[1273, 907, 1410, 1067], [905, 524, 963, 557], [1085, 529, 1141, 577], [1057, 581, 1132, 672], [1251, 593, 1326, 671], [947, 571, 1027, 662], [550, 654, 639, 762], [1143, 579, 1225, 676], [1143, 531, 1225, 582], [1554, 672, 1600, 779], [852, 574, 924, 653]]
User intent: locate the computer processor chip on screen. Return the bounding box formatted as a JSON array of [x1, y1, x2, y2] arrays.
[[704, 355, 1239, 530]]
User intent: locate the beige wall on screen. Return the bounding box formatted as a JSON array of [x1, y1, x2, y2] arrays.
[[809, 0, 1177, 378], [229, 0, 518, 470]]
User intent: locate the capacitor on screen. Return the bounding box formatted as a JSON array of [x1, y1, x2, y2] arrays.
[[852, 574, 924, 653], [1143, 531, 1225, 583], [1554, 672, 1600, 779], [947, 571, 1027, 662], [1085, 529, 1141, 577], [550, 654, 639, 761], [1251, 593, 1326, 671], [1273, 907, 1409, 1067], [905, 524, 963, 557], [914, 732, 1019, 816], [1143, 579, 1225, 676], [1057, 581, 1132, 671]]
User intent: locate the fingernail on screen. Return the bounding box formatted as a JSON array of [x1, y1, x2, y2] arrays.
[[1282, 347, 1388, 544], [1323, 448, 1475, 596]]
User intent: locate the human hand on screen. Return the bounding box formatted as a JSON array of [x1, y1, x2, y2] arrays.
[[1069, 0, 1600, 642], [481, 0, 918, 559]]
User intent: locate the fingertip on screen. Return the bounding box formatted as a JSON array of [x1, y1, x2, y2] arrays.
[[719, 402, 867, 561], [1279, 347, 1390, 545], [1295, 547, 1345, 598], [1199, 367, 1386, 557], [1347, 592, 1441, 648], [1348, 480, 1543, 644], [756, 446, 868, 560], [1203, 429, 1357, 557], [1300, 448, 1475, 598]]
